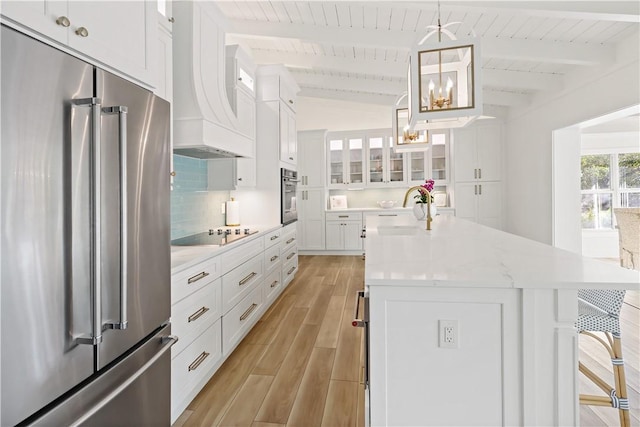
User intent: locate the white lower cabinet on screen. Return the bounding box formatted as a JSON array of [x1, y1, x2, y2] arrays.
[[171, 319, 222, 422], [281, 223, 298, 286], [325, 212, 363, 251], [222, 284, 264, 357], [170, 226, 298, 422]]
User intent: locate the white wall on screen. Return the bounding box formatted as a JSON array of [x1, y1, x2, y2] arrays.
[[505, 32, 640, 244], [297, 96, 391, 131]]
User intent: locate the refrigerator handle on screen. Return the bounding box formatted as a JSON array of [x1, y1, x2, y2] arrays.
[[102, 106, 129, 331], [73, 97, 104, 345]]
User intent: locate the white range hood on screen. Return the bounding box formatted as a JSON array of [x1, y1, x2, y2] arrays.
[[172, 1, 254, 159]]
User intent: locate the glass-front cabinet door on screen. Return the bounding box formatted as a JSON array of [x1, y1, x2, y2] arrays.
[[329, 139, 344, 186], [366, 134, 406, 187], [348, 138, 364, 186], [407, 129, 449, 186], [327, 135, 365, 189]]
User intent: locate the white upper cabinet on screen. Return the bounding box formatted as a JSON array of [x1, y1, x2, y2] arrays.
[[226, 45, 256, 141], [453, 124, 502, 182], [366, 133, 406, 188], [327, 136, 366, 189], [406, 130, 451, 186], [298, 130, 327, 188], [2, 0, 157, 88], [256, 65, 300, 169]]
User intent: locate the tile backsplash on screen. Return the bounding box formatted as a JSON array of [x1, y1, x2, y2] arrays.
[[171, 155, 229, 240]]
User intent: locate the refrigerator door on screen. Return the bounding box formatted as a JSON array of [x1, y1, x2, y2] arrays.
[[96, 69, 171, 369], [27, 324, 176, 427], [1, 26, 95, 426]]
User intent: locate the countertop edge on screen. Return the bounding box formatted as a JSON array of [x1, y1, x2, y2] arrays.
[[171, 223, 283, 275]]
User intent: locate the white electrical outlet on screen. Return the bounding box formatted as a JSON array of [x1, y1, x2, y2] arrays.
[[221, 202, 226, 214], [439, 320, 459, 349]]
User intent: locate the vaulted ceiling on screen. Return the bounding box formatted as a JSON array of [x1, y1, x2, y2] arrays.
[[219, 1, 640, 115]]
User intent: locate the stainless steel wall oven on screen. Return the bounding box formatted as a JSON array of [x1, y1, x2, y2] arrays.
[[281, 168, 298, 225]]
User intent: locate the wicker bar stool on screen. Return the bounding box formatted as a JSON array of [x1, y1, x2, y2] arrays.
[[576, 289, 629, 427]]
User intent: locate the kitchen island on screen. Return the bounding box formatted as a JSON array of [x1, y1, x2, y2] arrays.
[[363, 214, 639, 426]]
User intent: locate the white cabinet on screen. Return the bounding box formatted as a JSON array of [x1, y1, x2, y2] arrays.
[[406, 129, 451, 186], [256, 65, 300, 170], [226, 45, 256, 141], [156, 19, 172, 102], [453, 123, 502, 229], [454, 182, 502, 229], [2, 1, 157, 87], [281, 224, 299, 287], [327, 136, 366, 189], [297, 130, 327, 251], [325, 212, 363, 251], [170, 255, 223, 423], [297, 188, 326, 250], [279, 104, 297, 166], [366, 133, 406, 187], [453, 124, 501, 182], [207, 157, 256, 190], [298, 130, 327, 188]]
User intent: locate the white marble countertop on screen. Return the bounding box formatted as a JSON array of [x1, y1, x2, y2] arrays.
[[365, 215, 640, 289], [326, 206, 454, 213], [171, 223, 282, 274]]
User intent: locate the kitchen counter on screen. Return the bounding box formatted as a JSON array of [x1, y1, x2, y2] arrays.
[[363, 215, 638, 426], [365, 214, 639, 289], [171, 223, 282, 273]]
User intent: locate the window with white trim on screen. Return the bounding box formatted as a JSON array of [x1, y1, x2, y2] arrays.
[[581, 152, 640, 229]]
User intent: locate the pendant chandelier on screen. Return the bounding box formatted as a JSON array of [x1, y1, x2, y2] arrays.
[[406, 1, 482, 132], [392, 93, 430, 152]]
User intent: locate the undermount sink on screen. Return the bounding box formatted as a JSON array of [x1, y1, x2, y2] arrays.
[[376, 225, 422, 236]]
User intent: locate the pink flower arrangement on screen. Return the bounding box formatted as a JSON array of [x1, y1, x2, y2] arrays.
[[414, 179, 435, 203]]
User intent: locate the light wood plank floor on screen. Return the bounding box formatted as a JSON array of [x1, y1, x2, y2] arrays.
[[174, 255, 639, 427]]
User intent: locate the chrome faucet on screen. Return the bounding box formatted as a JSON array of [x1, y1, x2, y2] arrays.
[[402, 186, 433, 230]]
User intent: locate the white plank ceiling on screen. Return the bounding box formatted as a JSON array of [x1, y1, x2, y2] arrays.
[[219, 1, 640, 112]]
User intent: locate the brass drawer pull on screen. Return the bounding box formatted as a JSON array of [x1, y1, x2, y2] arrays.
[[56, 16, 70, 27], [286, 237, 295, 244], [270, 235, 279, 241], [187, 271, 209, 284], [75, 26, 89, 37], [188, 351, 210, 371], [187, 306, 210, 323], [338, 215, 348, 218], [240, 303, 258, 321], [287, 252, 296, 260], [239, 272, 257, 286], [270, 255, 279, 262], [270, 280, 278, 288], [287, 266, 296, 275]]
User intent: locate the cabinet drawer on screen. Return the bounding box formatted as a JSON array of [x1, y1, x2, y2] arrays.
[[282, 232, 297, 251], [282, 245, 298, 265], [326, 211, 362, 221], [283, 256, 298, 287], [171, 278, 222, 356], [263, 268, 282, 305], [171, 319, 222, 408], [222, 255, 263, 314], [264, 243, 282, 274], [172, 256, 221, 304], [220, 238, 263, 275], [222, 285, 263, 356], [263, 228, 282, 248]]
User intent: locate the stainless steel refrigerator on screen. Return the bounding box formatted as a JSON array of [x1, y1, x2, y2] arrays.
[[1, 25, 175, 426]]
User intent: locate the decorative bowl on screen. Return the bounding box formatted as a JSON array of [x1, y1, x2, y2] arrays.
[[378, 201, 396, 209]]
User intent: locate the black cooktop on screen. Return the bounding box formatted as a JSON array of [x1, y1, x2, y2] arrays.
[[171, 228, 258, 246]]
